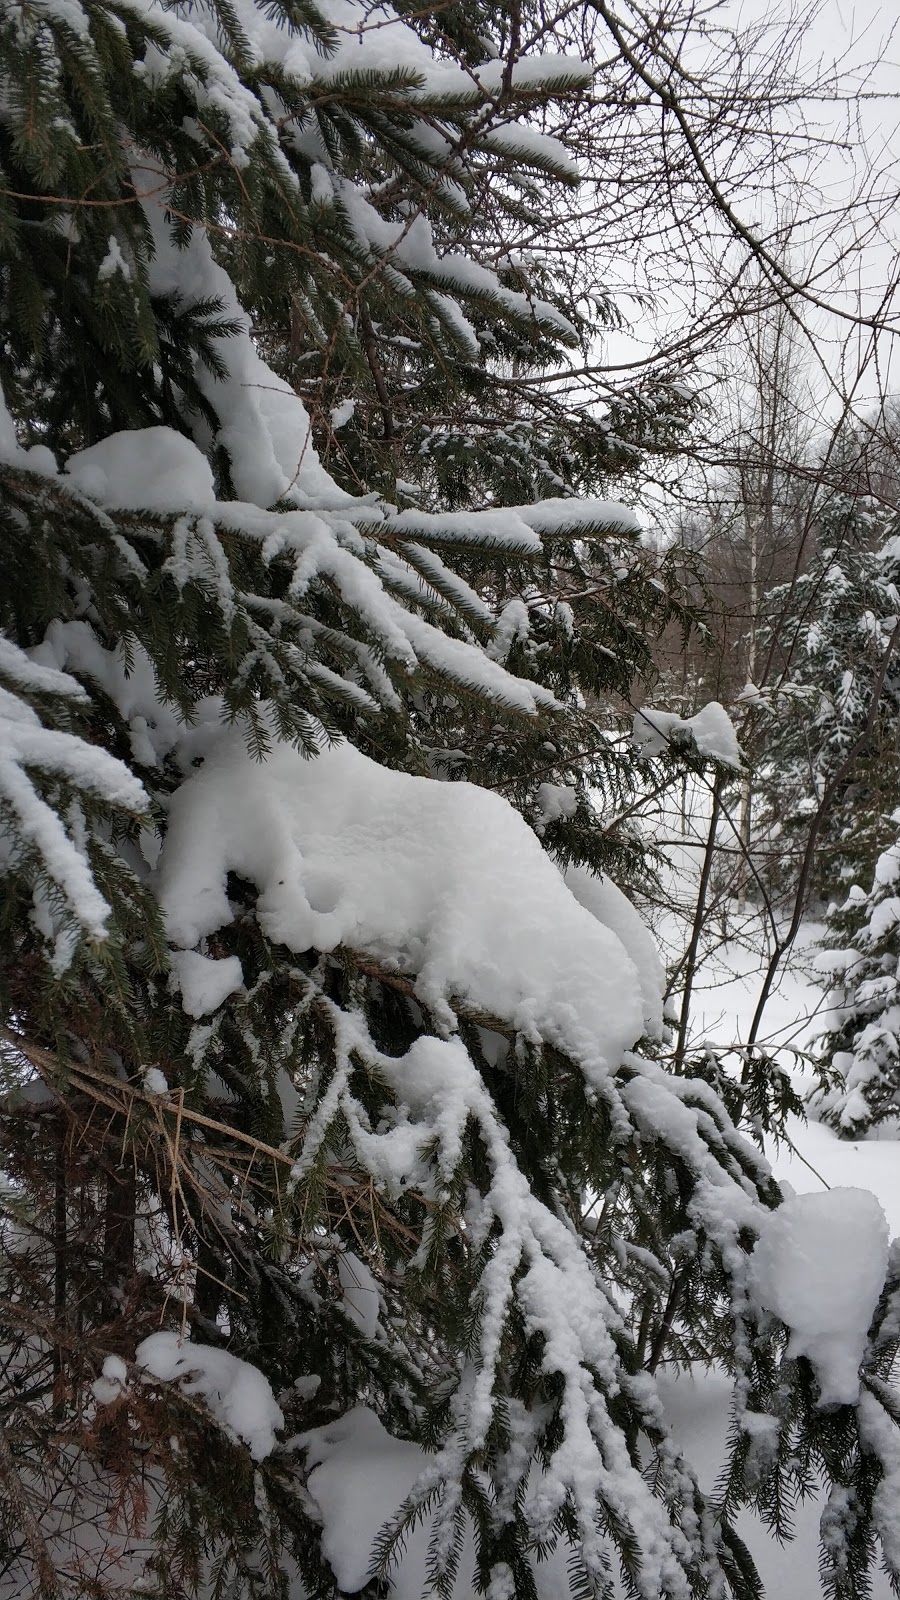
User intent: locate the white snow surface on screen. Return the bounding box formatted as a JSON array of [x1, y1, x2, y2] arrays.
[[0, 381, 56, 473], [336, 1252, 381, 1338], [97, 234, 131, 282], [137, 1331, 283, 1460], [748, 1187, 888, 1407], [302, 1407, 442, 1597], [564, 862, 665, 1039], [0, 631, 86, 703], [330, 398, 355, 429], [0, 382, 20, 461], [302, 1408, 580, 1600], [0, 634, 149, 966], [535, 780, 578, 830], [156, 725, 650, 1084], [141, 204, 343, 509], [590, 769, 900, 1593], [170, 949, 244, 1018], [64, 427, 216, 514], [92, 1353, 129, 1406]]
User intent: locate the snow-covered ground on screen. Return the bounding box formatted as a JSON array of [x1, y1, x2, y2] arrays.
[[646, 775, 900, 1226]]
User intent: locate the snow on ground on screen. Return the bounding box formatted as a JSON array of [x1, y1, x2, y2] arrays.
[[659, 1366, 875, 1600], [644, 774, 900, 1230], [772, 1120, 900, 1238]]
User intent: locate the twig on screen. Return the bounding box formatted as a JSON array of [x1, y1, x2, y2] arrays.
[[0, 1425, 61, 1597], [674, 777, 723, 1070]]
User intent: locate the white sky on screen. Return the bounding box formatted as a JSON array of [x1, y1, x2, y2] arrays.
[[592, 0, 900, 428]]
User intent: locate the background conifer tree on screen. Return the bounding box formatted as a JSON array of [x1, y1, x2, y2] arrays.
[[746, 496, 900, 913], [810, 819, 900, 1137]]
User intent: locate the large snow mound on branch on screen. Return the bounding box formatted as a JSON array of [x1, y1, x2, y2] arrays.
[[137, 1331, 283, 1459], [748, 1187, 888, 1407], [156, 727, 659, 1081], [64, 427, 216, 514], [633, 701, 742, 768]]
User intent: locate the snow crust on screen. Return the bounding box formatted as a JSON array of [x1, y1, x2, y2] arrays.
[[748, 1188, 888, 1406], [137, 1331, 284, 1459]]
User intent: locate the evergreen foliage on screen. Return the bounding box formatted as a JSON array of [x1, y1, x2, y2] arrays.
[[1, 5, 900, 1600], [810, 819, 900, 1138], [746, 496, 900, 913]]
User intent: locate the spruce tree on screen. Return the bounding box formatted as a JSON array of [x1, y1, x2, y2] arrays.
[[747, 495, 900, 913], [810, 819, 900, 1137], [2, 5, 900, 1600]]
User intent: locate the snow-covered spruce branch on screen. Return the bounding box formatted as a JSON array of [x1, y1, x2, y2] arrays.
[[0, 633, 149, 965], [285, 1001, 772, 1600], [0, 447, 641, 733]]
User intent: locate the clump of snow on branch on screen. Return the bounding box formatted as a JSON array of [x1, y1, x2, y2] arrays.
[[156, 725, 647, 1078], [0, 5, 832, 1589], [64, 426, 216, 514], [748, 1188, 889, 1407], [137, 1331, 284, 1460], [633, 701, 742, 768], [534, 780, 577, 832], [170, 950, 244, 1018]]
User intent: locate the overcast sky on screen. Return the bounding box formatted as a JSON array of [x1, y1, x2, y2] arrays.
[[592, 0, 900, 447]]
